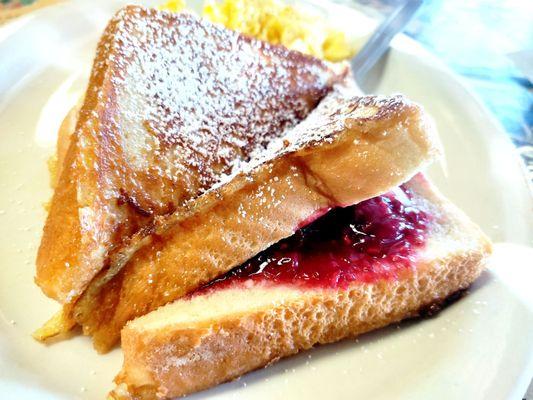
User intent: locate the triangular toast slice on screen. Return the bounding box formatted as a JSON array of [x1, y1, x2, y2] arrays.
[[70, 89, 441, 352], [110, 174, 491, 399], [36, 6, 346, 305]]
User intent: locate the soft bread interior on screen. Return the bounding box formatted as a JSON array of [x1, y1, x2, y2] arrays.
[[125, 174, 489, 333], [114, 175, 491, 399], [135, 286, 304, 330], [127, 234, 477, 333]]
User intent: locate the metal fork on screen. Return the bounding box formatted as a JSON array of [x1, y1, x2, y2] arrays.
[[351, 0, 423, 85]]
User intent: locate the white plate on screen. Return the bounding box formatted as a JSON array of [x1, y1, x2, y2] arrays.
[[0, 1, 532, 399]]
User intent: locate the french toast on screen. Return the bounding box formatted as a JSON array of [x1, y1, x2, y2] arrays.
[[70, 89, 441, 352], [34, 7, 443, 351], [110, 174, 491, 399], [36, 6, 346, 308], [31, 4, 493, 398]]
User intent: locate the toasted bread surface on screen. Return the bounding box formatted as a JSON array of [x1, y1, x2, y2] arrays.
[[72, 91, 441, 352], [35, 5, 345, 305], [110, 175, 491, 399], [48, 104, 79, 189]]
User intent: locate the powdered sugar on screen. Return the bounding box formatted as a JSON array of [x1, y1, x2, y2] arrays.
[[206, 90, 408, 193], [71, 5, 348, 298], [96, 6, 340, 213], [153, 343, 216, 373]]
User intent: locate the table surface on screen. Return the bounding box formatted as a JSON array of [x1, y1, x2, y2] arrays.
[[404, 0, 532, 184], [354, 0, 532, 183]]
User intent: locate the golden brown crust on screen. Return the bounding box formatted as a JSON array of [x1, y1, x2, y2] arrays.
[[34, 106, 81, 338], [56, 105, 79, 182], [35, 5, 344, 306], [72, 93, 441, 352], [47, 104, 78, 189], [35, 11, 124, 304], [35, 7, 442, 350], [110, 176, 491, 399], [35, 133, 83, 301]]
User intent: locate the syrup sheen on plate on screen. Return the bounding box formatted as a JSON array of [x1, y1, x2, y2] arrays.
[[200, 183, 432, 292]]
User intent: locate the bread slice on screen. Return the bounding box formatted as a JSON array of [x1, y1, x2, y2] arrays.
[[47, 104, 79, 189], [68, 89, 441, 352], [110, 174, 491, 399], [35, 5, 345, 305]]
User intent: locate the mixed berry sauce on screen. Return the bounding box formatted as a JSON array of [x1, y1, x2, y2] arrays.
[[201, 184, 432, 292]]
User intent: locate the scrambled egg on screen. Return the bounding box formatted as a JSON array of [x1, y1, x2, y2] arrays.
[[158, 0, 186, 12], [159, 0, 355, 62]]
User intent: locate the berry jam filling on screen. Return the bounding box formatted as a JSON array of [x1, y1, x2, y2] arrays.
[[201, 184, 432, 292]]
